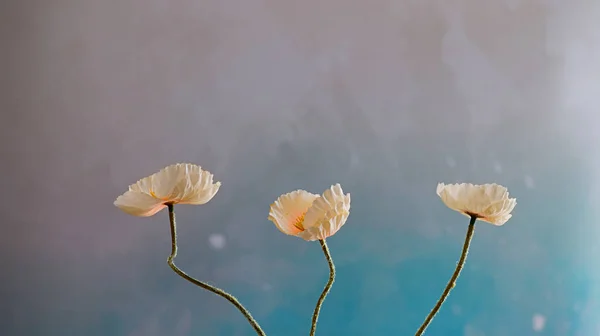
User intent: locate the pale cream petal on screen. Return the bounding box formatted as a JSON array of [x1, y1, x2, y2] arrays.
[[181, 181, 221, 205], [151, 164, 188, 201], [304, 184, 342, 228], [436, 183, 468, 214], [466, 184, 509, 215], [437, 182, 516, 226], [179, 166, 221, 205], [175, 163, 201, 203], [152, 164, 219, 200], [129, 175, 153, 193], [114, 190, 166, 217], [301, 184, 351, 240], [480, 197, 517, 225], [298, 226, 324, 241], [268, 190, 319, 236], [481, 213, 512, 226], [299, 203, 351, 241]]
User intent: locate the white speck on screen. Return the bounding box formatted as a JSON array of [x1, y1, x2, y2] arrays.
[[446, 156, 457, 168], [524, 175, 535, 189], [208, 234, 226, 250], [532, 314, 546, 332], [493, 161, 503, 174]]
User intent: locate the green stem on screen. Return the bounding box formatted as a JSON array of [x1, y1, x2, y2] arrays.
[[415, 215, 477, 336], [309, 239, 336, 336], [166, 204, 266, 336]]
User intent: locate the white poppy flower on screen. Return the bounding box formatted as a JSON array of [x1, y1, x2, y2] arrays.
[[436, 183, 516, 226], [268, 184, 351, 241], [114, 163, 221, 217]]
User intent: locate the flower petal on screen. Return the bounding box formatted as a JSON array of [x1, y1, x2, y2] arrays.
[[301, 184, 351, 240], [179, 166, 221, 205], [437, 182, 516, 226], [122, 163, 221, 206], [299, 203, 350, 241], [268, 190, 319, 236], [114, 190, 166, 217], [151, 164, 188, 201]]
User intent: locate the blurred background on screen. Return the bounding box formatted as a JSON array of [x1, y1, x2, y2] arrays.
[[2, 0, 600, 335]]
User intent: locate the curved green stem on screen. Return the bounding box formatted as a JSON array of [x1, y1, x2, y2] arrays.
[[309, 239, 336, 336], [166, 204, 266, 336], [415, 215, 477, 336]]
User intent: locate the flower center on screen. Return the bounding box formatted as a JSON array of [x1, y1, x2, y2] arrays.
[[149, 190, 171, 202], [293, 214, 306, 231]]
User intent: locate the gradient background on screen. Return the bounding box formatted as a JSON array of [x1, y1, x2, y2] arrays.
[[2, 0, 600, 335]]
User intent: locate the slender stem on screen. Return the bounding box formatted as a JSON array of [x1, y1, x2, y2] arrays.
[[166, 204, 266, 336], [309, 239, 336, 336], [415, 215, 477, 336]]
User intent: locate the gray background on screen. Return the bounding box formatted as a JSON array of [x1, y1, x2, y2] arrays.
[[2, 0, 600, 335]]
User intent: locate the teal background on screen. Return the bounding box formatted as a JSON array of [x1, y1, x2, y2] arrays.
[[2, 0, 600, 335]]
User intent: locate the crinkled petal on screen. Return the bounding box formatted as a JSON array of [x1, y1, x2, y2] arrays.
[[179, 167, 221, 205], [129, 175, 153, 193], [480, 197, 517, 226], [301, 184, 351, 240], [437, 182, 516, 226], [299, 203, 350, 241], [151, 164, 188, 201], [268, 190, 319, 236], [114, 190, 166, 217], [123, 163, 221, 206], [481, 213, 512, 226], [304, 184, 344, 228]]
